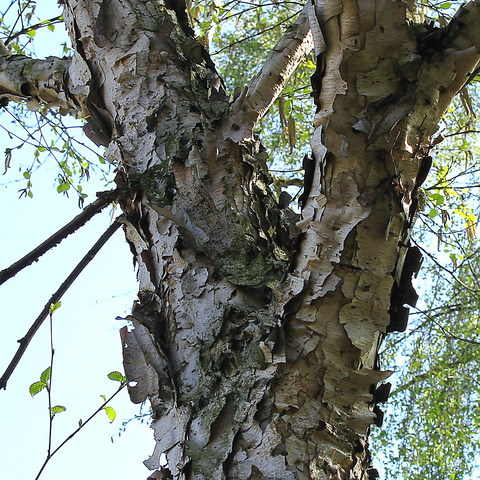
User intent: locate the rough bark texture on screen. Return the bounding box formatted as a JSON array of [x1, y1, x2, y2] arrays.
[[0, 54, 82, 115], [3, 1, 480, 479]]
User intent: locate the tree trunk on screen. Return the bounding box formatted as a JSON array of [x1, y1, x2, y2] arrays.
[[3, 1, 480, 479]]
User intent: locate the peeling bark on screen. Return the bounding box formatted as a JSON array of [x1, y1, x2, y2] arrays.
[[3, 1, 480, 479], [0, 53, 84, 115]]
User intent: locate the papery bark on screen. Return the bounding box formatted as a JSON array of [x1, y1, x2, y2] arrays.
[[62, 1, 480, 478]]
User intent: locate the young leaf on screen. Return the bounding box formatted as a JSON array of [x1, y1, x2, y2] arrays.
[[288, 114, 296, 154], [57, 182, 70, 193], [107, 371, 125, 383], [430, 193, 444, 205], [78, 419, 83, 427], [29, 381, 46, 397], [103, 406, 116, 423], [51, 405, 66, 418], [40, 367, 51, 384], [278, 95, 286, 128], [49, 302, 61, 314]]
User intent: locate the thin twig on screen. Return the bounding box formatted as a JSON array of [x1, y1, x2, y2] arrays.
[[0, 189, 119, 286], [47, 312, 55, 458], [34, 382, 126, 480], [212, 12, 299, 55], [425, 311, 480, 346], [413, 240, 480, 294], [4, 0, 33, 44], [0, 218, 123, 390], [5, 15, 62, 44]]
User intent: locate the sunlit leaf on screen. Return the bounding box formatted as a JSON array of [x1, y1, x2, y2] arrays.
[[108, 371, 126, 383], [29, 381, 46, 397], [103, 406, 116, 423], [56, 182, 70, 193], [40, 367, 51, 384], [51, 405, 66, 418]]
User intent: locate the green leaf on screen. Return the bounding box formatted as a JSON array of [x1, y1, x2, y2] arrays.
[[40, 367, 51, 384], [108, 371, 125, 383], [49, 302, 61, 313], [429, 209, 438, 219], [440, 2, 452, 8], [47, 24, 55, 32], [78, 419, 83, 427], [103, 406, 116, 423], [430, 193, 444, 205], [57, 182, 70, 193], [29, 381, 46, 397], [51, 405, 66, 418], [23, 171, 30, 179], [27, 29, 36, 38]]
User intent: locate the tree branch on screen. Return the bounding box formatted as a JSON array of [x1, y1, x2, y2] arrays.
[[0, 189, 119, 285], [229, 3, 313, 137], [0, 52, 85, 116], [0, 218, 123, 390], [34, 381, 126, 480], [5, 15, 63, 44], [430, 1, 480, 115]]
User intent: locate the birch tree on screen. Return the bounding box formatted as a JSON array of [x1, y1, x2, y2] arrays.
[[1, 1, 480, 479]]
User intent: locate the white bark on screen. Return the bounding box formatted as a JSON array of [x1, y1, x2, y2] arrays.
[[0, 53, 85, 115], [234, 5, 314, 131]]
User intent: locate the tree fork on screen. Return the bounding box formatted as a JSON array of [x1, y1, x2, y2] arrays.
[[1, 0, 479, 478], [65, 0, 480, 478]]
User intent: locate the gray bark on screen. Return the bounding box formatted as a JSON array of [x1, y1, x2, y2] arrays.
[[2, 1, 480, 479]]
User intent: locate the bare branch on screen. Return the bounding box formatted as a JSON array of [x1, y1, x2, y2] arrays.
[[0, 189, 119, 285], [0, 218, 123, 390]]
